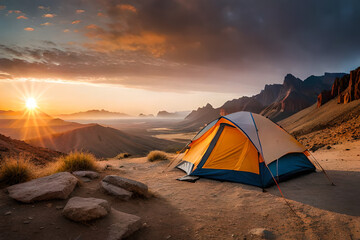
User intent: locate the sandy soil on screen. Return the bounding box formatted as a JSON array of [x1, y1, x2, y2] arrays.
[[1, 142, 360, 240]]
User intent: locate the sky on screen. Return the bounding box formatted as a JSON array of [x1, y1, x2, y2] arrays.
[[1, 0, 360, 115]]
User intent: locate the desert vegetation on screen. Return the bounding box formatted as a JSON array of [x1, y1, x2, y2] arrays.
[[115, 152, 131, 159], [0, 156, 34, 185], [147, 150, 169, 162], [56, 151, 99, 172]]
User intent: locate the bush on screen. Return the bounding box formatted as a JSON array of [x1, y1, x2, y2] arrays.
[[0, 157, 33, 185], [57, 152, 99, 172], [115, 153, 131, 159], [147, 150, 168, 162]]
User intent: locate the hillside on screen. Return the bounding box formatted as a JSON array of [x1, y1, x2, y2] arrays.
[[27, 124, 181, 158], [0, 133, 63, 165], [279, 98, 360, 148]]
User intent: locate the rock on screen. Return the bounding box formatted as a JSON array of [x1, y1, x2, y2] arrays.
[[7, 172, 78, 203], [4, 211, 11, 215], [326, 146, 332, 149], [56, 206, 63, 210], [72, 171, 100, 179], [62, 197, 111, 222], [102, 175, 148, 197], [100, 181, 133, 200], [80, 177, 91, 182], [249, 228, 274, 239], [317, 90, 332, 108], [107, 208, 141, 240], [23, 220, 31, 224]]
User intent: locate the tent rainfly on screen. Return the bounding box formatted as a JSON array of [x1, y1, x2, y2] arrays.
[[176, 111, 316, 188]]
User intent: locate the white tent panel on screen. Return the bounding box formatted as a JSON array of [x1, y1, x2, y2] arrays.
[[251, 113, 306, 164]]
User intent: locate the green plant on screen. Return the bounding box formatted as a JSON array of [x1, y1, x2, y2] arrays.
[[0, 157, 33, 185], [147, 150, 168, 162], [57, 151, 99, 172], [115, 153, 131, 159]]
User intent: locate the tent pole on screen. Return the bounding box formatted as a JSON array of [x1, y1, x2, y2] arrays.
[[307, 151, 335, 186]]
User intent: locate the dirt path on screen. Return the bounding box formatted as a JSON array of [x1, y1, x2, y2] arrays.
[[1, 142, 360, 240]]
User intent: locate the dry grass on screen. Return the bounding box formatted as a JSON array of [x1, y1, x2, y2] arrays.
[[0, 156, 34, 185], [115, 152, 131, 159], [56, 151, 99, 173], [147, 150, 168, 162]]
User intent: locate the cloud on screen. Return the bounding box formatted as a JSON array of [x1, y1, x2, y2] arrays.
[[97, 12, 105, 17], [117, 4, 137, 13], [38, 6, 50, 10], [7, 10, 12, 14], [63, 29, 70, 33], [17, 15, 28, 19], [86, 24, 98, 29], [72, 20, 81, 24], [40, 22, 52, 26], [24, 27, 34, 31], [43, 13, 56, 18], [0, 6, 6, 10], [76, 9, 85, 14], [14, 10, 22, 14]]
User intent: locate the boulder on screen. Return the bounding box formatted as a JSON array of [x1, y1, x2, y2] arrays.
[[107, 208, 141, 240], [62, 197, 110, 222], [7, 172, 78, 203], [102, 175, 148, 197], [72, 171, 100, 179], [101, 181, 133, 200], [317, 90, 332, 108], [248, 228, 274, 239]]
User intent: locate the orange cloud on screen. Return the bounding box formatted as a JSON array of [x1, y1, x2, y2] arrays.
[[73, 29, 79, 33], [14, 10, 22, 14], [72, 20, 81, 24], [97, 12, 105, 17], [86, 24, 98, 29], [40, 22, 52, 26], [0, 6, 6, 10], [117, 4, 137, 13], [17, 15, 28, 20], [43, 13, 56, 18], [8, 10, 13, 14], [38, 6, 50, 10], [24, 27, 34, 31], [85, 31, 167, 57], [76, 9, 85, 14], [63, 29, 70, 33]]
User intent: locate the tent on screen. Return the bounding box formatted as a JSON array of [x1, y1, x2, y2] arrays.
[[176, 111, 316, 188]]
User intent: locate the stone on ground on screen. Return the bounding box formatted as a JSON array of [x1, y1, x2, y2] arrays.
[[62, 197, 111, 222], [101, 181, 132, 200], [248, 228, 274, 239], [72, 171, 100, 179], [102, 175, 148, 197], [107, 208, 141, 240], [7, 172, 78, 203]]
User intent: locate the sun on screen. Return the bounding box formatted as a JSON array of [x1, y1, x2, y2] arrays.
[[25, 97, 38, 111]]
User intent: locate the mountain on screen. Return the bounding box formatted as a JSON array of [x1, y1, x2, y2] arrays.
[[57, 109, 129, 119], [139, 113, 154, 117], [0, 133, 63, 165], [156, 110, 190, 118], [317, 67, 360, 107], [0, 109, 93, 140], [181, 72, 345, 131], [27, 124, 181, 158]]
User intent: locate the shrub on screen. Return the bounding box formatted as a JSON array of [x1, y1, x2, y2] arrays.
[[57, 151, 99, 172], [0, 157, 33, 185], [115, 153, 131, 159], [147, 150, 168, 162]]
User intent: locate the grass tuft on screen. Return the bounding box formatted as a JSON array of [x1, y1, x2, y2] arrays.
[[56, 151, 99, 172], [147, 150, 168, 162], [115, 153, 131, 159], [0, 156, 34, 185]]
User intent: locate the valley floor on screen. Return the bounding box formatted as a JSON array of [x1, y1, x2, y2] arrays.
[[1, 141, 360, 240]]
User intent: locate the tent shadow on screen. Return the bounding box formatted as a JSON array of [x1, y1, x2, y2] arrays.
[[266, 170, 360, 216]]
